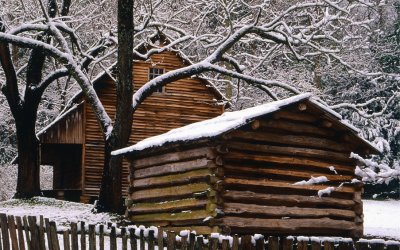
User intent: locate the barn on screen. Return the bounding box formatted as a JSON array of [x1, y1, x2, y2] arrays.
[[35, 39, 226, 203], [113, 93, 380, 238]]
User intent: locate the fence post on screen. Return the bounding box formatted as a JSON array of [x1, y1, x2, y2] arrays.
[[140, 230, 145, 250], [121, 228, 128, 250], [232, 235, 239, 250], [38, 216, 46, 250], [195, 236, 203, 250], [157, 228, 164, 250], [27, 216, 40, 250], [99, 225, 105, 250], [189, 232, 196, 250], [242, 235, 253, 250], [70, 222, 78, 250], [323, 240, 334, 250], [129, 228, 137, 250], [209, 237, 218, 250], [63, 230, 71, 250], [222, 239, 229, 250], [297, 238, 308, 250], [0, 213, 10, 250], [110, 226, 117, 250], [255, 235, 265, 250], [7, 215, 18, 250], [310, 238, 320, 250], [15, 216, 25, 250], [180, 232, 188, 250], [148, 230, 155, 250], [49, 221, 60, 250], [268, 236, 279, 250], [167, 231, 176, 250], [89, 224, 96, 250], [80, 221, 86, 250], [370, 241, 385, 250], [22, 216, 31, 250], [282, 237, 294, 250], [45, 218, 53, 250], [339, 241, 352, 250]]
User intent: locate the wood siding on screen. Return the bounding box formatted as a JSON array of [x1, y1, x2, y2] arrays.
[[220, 106, 363, 236], [125, 101, 365, 237], [82, 51, 224, 198], [39, 104, 84, 144]]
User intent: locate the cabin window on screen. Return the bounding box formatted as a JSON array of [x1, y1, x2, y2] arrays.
[[149, 68, 165, 93]]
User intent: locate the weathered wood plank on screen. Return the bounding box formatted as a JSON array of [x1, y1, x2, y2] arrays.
[[0, 214, 10, 250], [228, 130, 349, 152], [224, 178, 355, 194], [133, 169, 211, 189], [224, 164, 353, 182], [256, 119, 336, 137], [134, 158, 214, 179], [223, 203, 356, 219], [223, 217, 356, 234], [129, 199, 208, 213], [130, 183, 210, 201], [134, 147, 217, 168], [15, 217, 25, 250], [226, 141, 353, 163], [223, 151, 354, 174], [129, 210, 213, 222], [7, 215, 18, 250], [223, 190, 355, 208]]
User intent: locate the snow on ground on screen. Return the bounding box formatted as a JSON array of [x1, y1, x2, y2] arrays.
[[0, 197, 121, 226], [363, 199, 400, 240]]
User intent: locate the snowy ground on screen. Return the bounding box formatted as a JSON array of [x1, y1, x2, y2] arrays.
[[0, 197, 399, 240], [0, 197, 122, 226], [363, 199, 400, 240]]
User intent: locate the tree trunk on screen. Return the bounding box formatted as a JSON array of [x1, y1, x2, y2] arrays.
[[96, 0, 133, 213], [14, 112, 41, 198]]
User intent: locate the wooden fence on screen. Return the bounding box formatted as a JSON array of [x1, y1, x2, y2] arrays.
[[0, 213, 399, 250]]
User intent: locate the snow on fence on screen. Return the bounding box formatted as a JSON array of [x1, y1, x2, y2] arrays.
[[0, 213, 400, 250]]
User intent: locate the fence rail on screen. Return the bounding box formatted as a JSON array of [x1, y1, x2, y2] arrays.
[[0, 213, 399, 250]]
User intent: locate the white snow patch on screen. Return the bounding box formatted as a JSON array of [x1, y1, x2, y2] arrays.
[[293, 176, 328, 185], [317, 187, 335, 198], [363, 199, 400, 240]]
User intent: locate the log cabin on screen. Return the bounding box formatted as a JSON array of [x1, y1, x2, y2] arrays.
[[36, 41, 227, 203], [113, 93, 380, 238]]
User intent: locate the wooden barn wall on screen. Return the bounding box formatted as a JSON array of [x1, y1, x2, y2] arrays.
[[126, 145, 222, 234], [39, 104, 84, 144], [82, 51, 224, 199], [219, 105, 363, 237]]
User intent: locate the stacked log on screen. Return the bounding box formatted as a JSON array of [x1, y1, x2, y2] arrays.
[[126, 146, 224, 235]]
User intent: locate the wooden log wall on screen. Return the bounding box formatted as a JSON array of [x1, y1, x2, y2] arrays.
[[218, 104, 363, 237], [82, 50, 224, 200], [126, 145, 224, 235]]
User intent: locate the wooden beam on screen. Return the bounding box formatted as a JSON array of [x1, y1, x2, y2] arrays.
[[223, 151, 354, 174], [223, 190, 355, 208], [129, 210, 214, 222], [228, 130, 349, 152], [133, 169, 211, 189], [134, 147, 217, 169], [134, 158, 215, 179], [222, 217, 356, 233], [256, 119, 336, 137], [223, 178, 355, 194], [129, 199, 208, 214], [223, 202, 356, 220], [130, 182, 210, 201], [223, 164, 353, 182], [226, 141, 353, 163]]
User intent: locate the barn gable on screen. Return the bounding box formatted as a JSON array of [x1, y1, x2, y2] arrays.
[[38, 45, 226, 203]]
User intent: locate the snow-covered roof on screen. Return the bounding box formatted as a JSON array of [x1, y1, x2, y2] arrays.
[[112, 93, 380, 156]]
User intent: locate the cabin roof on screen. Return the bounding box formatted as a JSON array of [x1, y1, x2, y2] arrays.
[[112, 93, 381, 156]]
